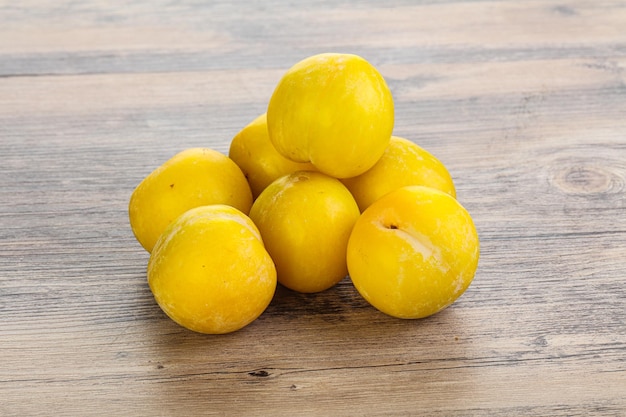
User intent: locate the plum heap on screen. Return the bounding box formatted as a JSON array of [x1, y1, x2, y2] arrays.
[[129, 53, 479, 334]]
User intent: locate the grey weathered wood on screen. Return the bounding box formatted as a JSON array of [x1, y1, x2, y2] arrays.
[[1, 0, 625, 415]]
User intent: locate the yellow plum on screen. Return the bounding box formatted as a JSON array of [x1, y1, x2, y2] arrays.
[[347, 186, 479, 319], [228, 113, 315, 199], [129, 148, 252, 252], [249, 171, 360, 293], [342, 136, 456, 212], [267, 53, 394, 178], [148, 205, 276, 334]]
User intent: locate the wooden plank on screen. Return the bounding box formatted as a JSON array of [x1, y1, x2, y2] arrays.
[[1, 0, 625, 415]]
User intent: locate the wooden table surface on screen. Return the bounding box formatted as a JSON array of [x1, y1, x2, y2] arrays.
[[2, 1, 625, 416]]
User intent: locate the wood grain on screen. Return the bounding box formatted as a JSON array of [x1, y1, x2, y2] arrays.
[[1, 0, 625, 415]]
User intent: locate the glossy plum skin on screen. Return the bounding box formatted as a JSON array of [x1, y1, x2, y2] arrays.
[[147, 205, 276, 334], [129, 148, 252, 252], [347, 186, 479, 319], [267, 53, 394, 179], [342, 136, 456, 212], [249, 171, 360, 293], [229, 113, 315, 199]]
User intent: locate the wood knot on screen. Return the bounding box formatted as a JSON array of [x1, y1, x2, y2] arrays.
[[550, 160, 624, 195], [248, 369, 270, 377]]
